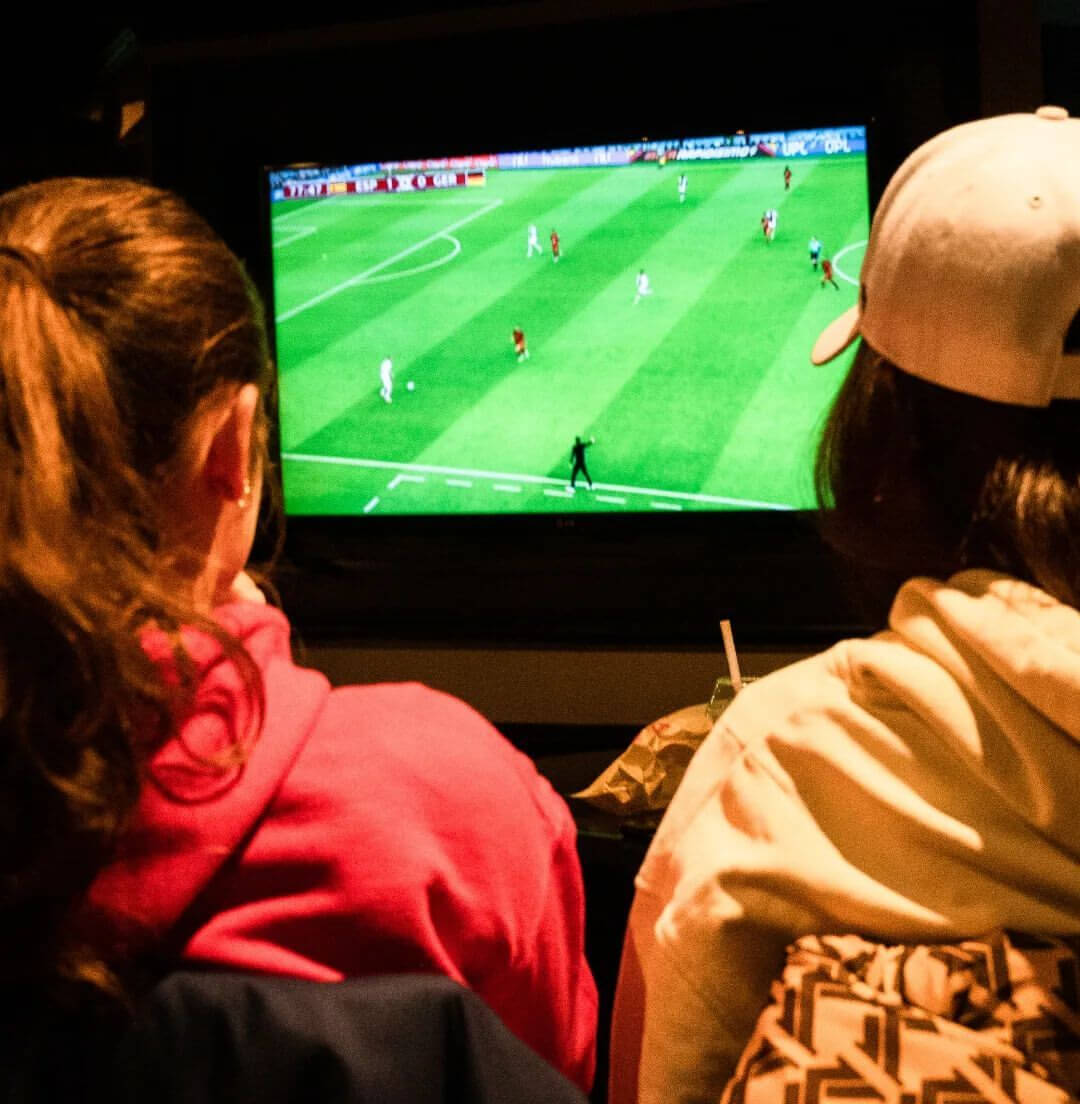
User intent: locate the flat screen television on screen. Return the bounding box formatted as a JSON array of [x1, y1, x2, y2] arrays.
[[263, 124, 876, 645]]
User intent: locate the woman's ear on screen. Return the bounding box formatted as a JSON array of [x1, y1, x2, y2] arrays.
[[203, 383, 261, 502]]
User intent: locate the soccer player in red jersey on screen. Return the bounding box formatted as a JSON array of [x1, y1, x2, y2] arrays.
[[820, 257, 840, 289], [512, 326, 529, 361], [784, 165, 792, 190], [550, 229, 560, 263]]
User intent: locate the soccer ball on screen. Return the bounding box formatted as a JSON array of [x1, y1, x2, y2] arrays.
[[407, 380, 415, 391]]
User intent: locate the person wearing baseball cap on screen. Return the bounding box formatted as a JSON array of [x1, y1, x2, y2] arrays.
[[610, 108, 1080, 1104]]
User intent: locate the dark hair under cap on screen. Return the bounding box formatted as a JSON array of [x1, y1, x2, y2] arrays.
[[815, 341, 1080, 612]]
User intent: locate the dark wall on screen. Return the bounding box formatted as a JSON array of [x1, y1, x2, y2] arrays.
[[145, 2, 981, 272], [1043, 23, 1080, 113]]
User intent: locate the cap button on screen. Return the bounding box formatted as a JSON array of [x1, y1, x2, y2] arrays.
[[1036, 105, 1069, 120]]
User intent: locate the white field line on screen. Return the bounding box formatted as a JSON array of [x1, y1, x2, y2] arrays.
[[544, 489, 574, 499], [283, 452, 795, 511], [275, 199, 504, 323], [833, 239, 867, 287], [596, 495, 626, 505], [445, 478, 473, 488], [363, 496, 380, 514], [273, 226, 318, 249], [493, 484, 522, 493], [360, 234, 459, 285], [388, 473, 426, 491], [651, 501, 683, 511]]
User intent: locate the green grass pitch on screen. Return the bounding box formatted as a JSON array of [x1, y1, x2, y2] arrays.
[[271, 155, 868, 516]]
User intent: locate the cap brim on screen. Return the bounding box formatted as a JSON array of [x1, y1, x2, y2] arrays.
[[811, 305, 861, 365]]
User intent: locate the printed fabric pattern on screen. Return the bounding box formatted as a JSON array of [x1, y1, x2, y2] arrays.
[[723, 931, 1080, 1104]]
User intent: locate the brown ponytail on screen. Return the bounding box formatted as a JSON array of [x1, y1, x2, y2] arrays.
[[0, 178, 274, 1005]]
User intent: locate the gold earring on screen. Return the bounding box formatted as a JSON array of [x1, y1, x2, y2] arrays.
[[237, 479, 252, 510]]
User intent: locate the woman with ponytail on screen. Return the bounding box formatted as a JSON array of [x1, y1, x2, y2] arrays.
[[0, 179, 596, 1094]]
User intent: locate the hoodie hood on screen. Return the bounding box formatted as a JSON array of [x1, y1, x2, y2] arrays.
[[892, 570, 1080, 737], [884, 569, 1080, 844], [86, 602, 329, 954]]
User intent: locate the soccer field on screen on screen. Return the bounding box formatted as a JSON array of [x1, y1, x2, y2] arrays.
[[272, 155, 868, 516]]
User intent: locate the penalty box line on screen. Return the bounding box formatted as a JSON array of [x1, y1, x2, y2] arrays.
[[282, 451, 794, 511], [275, 198, 504, 324], [833, 238, 867, 287]]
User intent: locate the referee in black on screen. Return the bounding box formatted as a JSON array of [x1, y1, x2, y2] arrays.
[[569, 435, 595, 490]]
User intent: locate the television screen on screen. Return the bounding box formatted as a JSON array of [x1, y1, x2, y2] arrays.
[[266, 125, 869, 522]]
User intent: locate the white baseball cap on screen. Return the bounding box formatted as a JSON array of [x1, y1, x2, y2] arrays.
[[811, 106, 1080, 406]]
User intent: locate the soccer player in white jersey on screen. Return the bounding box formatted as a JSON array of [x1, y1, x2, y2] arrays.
[[379, 356, 394, 403], [678, 174, 688, 204], [527, 223, 543, 257], [809, 235, 823, 269], [634, 269, 652, 304]]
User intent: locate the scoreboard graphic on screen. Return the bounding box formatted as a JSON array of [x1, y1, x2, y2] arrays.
[[280, 171, 487, 200]]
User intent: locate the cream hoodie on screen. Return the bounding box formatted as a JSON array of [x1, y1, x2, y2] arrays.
[[609, 570, 1080, 1104]]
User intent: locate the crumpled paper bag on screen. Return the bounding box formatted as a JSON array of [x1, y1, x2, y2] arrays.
[[572, 702, 715, 817]]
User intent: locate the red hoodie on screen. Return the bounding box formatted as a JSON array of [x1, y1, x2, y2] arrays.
[[87, 601, 597, 1092]]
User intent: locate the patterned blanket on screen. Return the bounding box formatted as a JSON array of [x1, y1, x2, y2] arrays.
[[723, 932, 1080, 1104]]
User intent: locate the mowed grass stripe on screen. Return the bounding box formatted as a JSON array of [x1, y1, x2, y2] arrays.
[[702, 204, 867, 504], [787, 158, 870, 271], [271, 196, 333, 223], [277, 169, 622, 451], [276, 167, 602, 370], [273, 175, 569, 448], [413, 162, 752, 478], [583, 158, 854, 495], [288, 166, 664, 457], [395, 164, 737, 472], [272, 184, 539, 301], [275, 199, 495, 375], [272, 196, 430, 311]]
